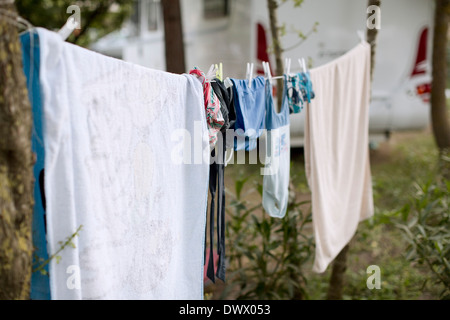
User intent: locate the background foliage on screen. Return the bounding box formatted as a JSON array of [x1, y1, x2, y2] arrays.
[[16, 0, 134, 47]]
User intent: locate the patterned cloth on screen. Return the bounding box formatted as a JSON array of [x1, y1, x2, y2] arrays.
[[190, 68, 225, 149], [285, 72, 315, 114]]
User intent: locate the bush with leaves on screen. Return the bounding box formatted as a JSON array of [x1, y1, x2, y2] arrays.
[[219, 175, 314, 300], [16, 0, 134, 47], [396, 178, 450, 299]]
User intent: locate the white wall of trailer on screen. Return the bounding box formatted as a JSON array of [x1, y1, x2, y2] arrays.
[[90, 0, 435, 146]]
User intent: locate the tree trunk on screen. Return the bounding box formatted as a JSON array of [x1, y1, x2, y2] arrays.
[[0, 4, 34, 300], [326, 245, 349, 300], [366, 0, 381, 82], [267, 0, 284, 112], [326, 0, 381, 300], [431, 0, 450, 162], [161, 0, 186, 74]]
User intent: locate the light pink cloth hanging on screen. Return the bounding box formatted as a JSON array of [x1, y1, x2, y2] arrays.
[[304, 42, 375, 273]]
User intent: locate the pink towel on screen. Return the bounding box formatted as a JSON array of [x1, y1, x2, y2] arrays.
[[305, 42, 375, 273]]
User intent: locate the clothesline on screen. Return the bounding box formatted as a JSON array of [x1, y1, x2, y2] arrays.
[[17, 26, 373, 301], [207, 75, 286, 84]]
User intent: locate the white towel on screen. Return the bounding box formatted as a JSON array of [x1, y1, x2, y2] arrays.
[[305, 42, 374, 274], [37, 28, 209, 300]]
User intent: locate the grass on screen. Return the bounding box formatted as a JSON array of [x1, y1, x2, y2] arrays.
[[216, 126, 446, 300]]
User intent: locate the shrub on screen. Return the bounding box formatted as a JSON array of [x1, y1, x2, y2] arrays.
[[396, 178, 450, 299], [220, 175, 314, 300]]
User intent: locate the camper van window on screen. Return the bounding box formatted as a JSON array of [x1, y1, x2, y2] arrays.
[[130, 0, 140, 36], [147, 0, 159, 31], [130, 0, 159, 36], [204, 0, 229, 19]]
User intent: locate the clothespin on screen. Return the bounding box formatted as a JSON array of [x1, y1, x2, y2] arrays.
[[247, 63, 254, 89], [284, 58, 292, 75], [215, 63, 224, 81], [263, 62, 272, 85], [224, 77, 233, 89], [206, 64, 217, 82], [299, 58, 307, 73], [58, 16, 79, 41]]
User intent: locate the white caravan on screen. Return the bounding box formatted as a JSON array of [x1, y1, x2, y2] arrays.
[[92, 0, 434, 146]]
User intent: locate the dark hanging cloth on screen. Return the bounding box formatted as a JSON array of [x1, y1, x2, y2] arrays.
[[205, 78, 235, 283], [39, 169, 47, 233]]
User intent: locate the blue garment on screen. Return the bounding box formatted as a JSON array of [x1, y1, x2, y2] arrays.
[[230, 76, 266, 151], [20, 31, 51, 300], [265, 79, 290, 130], [262, 78, 290, 219]]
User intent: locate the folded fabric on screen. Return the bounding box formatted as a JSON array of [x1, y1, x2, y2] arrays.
[[304, 42, 374, 273], [37, 28, 209, 300]]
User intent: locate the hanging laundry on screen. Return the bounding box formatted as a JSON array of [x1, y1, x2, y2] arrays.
[[262, 78, 291, 219], [20, 30, 51, 301], [35, 28, 210, 300], [190, 68, 225, 149], [299, 72, 315, 104], [286, 74, 304, 114], [230, 76, 266, 151], [211, 79, 234, 133], [204, 78, 234, 283], [304, 42, 374, 273], [285, 71, 315, 114]]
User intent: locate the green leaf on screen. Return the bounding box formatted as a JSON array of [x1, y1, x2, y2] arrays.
[[400, 204, 411, 222], [235, 177, 249, 200], [292, 0, 304, 7], [443, 257, 450, 271], [416, 224, 427, 239], [39, 269, 48, 276], [407, 216, 418, 229], [405, 247, 416, 261], [434, 241, 443, 255]]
